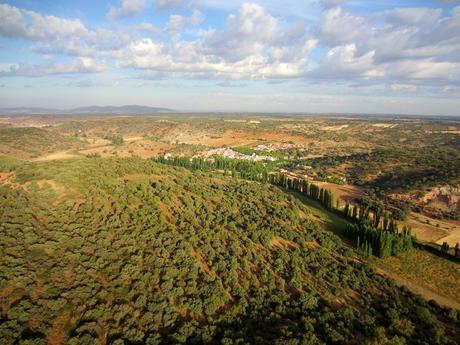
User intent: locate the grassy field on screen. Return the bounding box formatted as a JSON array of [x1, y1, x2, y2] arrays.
[[289, 189, 350, 236], [287, 188, 460, 308], [372, 249, 460, 307]]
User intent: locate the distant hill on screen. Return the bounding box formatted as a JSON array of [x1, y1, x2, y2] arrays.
[[0, 105, 173, 115], [69, 105, 173, 114]]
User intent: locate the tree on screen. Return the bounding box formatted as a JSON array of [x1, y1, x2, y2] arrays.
[[441, 242, 449, 254]]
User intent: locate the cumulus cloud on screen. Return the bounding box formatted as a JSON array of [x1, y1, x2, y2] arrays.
[[318, 7, 368, 46], [0, 4, 136, 58], [136, 22, 158, 33], [309, 44, 383, 80], [312, 4, 460, 89], [203, 3, 278, 61], [166, 9, 204, 32], [0, 58, 106, 77], [0, 3, 89, 40], [383, 8, 442, 26], [1, 0, 460, 93], [108, 0, 147, 20], [116, 3, 317, 79]]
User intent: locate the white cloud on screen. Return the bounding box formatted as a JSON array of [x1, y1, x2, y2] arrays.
[[309, 44, 383, 80], [136, 22, 158, 33], [0, 3, 89, 40], [166, 9, 204, 32], [383, 8, 442, 26], [312, 5, 460, 89], [1, 0, 460, 96], [115, 3, 317, 80], [319, 7, 367, 45], [0, 58, 106, 77], [108, 0, 147, 20], [116, 35, 315, 79], [202, 3, 279, 61]]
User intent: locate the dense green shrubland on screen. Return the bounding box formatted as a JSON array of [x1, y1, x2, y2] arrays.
[[305, 146, 460, 191], [0, 157, 458, 344]]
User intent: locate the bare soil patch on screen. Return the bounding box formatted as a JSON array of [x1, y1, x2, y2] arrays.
[[31, 151, 80, 162], [314, 182, 365, 203], [400, 212, 460, 246], [191, 250, 218, 279], [269, 236, 299, 250], [0, 172, 14, 181]]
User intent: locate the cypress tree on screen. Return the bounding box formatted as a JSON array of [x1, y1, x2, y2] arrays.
[[344, 202, 350, 218]]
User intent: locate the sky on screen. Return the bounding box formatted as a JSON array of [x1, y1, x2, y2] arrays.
[[0, 0, 460, 115]]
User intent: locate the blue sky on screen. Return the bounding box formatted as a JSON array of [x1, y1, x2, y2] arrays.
[[1, 0, 460, 115]]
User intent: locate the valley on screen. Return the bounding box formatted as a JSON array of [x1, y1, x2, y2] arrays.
[[0, 113, 459, 344]]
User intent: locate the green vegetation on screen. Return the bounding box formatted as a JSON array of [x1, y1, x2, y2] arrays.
[[1, 157, 459, 344], [0, 127, 81, 158], [345, 223, 412, 258], [156, 157, 413, 259], [305, 146, 460, 192], [106, 134, 124, 146], [373, 248, 460, 304], [153, 155, 278, 180]]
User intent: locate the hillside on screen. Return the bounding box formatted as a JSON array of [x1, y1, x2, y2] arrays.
[[0, 157, 459, 344], [0, 127, 83, 159]]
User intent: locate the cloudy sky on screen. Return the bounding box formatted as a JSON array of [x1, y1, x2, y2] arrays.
[[0, 0, 460, 115]]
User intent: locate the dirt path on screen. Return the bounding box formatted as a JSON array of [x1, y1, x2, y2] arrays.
[[374, 267, 460, 310]]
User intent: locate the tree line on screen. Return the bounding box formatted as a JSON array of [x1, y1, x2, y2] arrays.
[[155, 155, 460, 261], [154, 156, 415, 259]]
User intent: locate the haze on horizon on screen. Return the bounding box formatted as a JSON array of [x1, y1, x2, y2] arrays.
[[0, 0, 460, 116]]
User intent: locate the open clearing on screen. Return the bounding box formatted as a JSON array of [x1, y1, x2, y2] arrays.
[[31, 151, 81, 161], [315, 181, 365, 203], [315, 182, 460, 246], [372, 248, 460, 309], [296, 190, 460, 309]]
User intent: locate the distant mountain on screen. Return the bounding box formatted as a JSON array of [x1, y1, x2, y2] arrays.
[[0, 105, 173, 115]]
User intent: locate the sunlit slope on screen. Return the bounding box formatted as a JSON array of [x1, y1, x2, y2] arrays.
[[0, 127, 82, 159], [0, 157, 458, 344]]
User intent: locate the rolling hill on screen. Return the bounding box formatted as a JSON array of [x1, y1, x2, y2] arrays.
[[0, 157, 458, 344]]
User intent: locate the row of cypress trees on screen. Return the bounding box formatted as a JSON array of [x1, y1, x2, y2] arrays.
[[341, 200, 413, 258], [154, 156, 412, 258], [345, 222, 413, 258], [266, 173, 413, 258], [153, 155, 271, 181], [267, 173, 335, 210]]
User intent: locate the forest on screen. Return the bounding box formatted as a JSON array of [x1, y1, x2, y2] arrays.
[[1, 156, 458, 344], [304, 146, 460, 192], [154, 157, 416, 259]]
